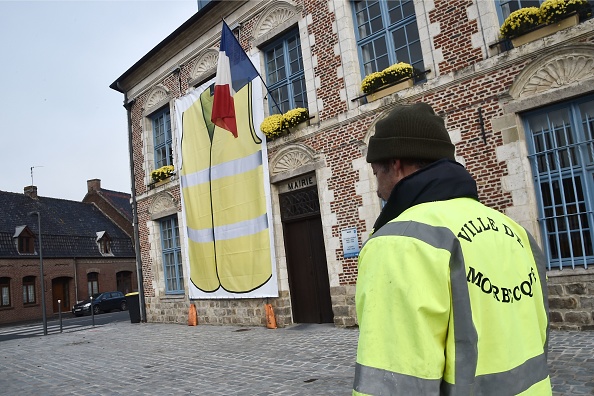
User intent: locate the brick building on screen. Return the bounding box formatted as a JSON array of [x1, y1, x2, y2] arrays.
[[111, 0, 594, 329], [0, 185, 136, 325], [83, 179, 134, 238]]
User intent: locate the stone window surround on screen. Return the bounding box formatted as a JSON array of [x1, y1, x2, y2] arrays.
[[142, 85, 175, 189]]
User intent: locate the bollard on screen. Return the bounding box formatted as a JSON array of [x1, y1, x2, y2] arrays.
[[58, 299, 62, 333], [90, 296, 95, 327]]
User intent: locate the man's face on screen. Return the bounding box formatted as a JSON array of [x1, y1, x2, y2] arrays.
[[371, 161, 400, 201]]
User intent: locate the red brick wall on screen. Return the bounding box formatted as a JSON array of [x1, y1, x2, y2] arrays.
[[430, 0, 484, 75], [0, 257, 135, 325]]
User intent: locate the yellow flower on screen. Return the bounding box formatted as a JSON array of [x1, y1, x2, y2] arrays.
[[500, 7, 540, 39], [361, 62, 413, 94], [260, 114, 286, 139], [260, 108, 310, 139], [151, 165, 175, 183], [540, 0, 588, 25], [283, 108, 309, 128]]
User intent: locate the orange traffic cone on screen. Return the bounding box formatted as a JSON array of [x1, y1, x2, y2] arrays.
[[265, 303, 277, 329], [188, 303, 197, 326]]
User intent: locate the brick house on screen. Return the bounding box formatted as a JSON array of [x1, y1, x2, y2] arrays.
[[83, 179, 134, 238], [111, 0, 594, 329], [0, 185, 136, 325]]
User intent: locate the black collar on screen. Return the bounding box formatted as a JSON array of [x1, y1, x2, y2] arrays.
[[373, 159, 479, 231]]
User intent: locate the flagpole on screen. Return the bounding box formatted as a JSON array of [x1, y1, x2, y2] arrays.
[[219, 19, 283, 115], [257, 75, 284, 115]]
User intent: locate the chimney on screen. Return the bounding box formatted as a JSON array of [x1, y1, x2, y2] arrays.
[[87, 179, 101, 193], [24, 185, 38, 199]]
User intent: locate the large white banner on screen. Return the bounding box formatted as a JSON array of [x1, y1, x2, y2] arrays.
[[175, 78, 278, 299]]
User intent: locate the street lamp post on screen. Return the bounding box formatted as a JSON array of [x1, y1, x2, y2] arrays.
[[29, 211, 48, 336]]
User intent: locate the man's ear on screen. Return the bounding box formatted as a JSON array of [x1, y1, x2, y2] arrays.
[[392, 159, 405, 177]]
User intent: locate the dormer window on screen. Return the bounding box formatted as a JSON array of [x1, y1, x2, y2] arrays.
[[13, 226, 36, 255], [96, 231, 113, 256]]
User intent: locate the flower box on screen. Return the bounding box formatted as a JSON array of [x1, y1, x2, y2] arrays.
[[511, 14, 579, 47], [153, 178, 171, 188], [288, 119, 310, 134], [367, 78, 414, 102]]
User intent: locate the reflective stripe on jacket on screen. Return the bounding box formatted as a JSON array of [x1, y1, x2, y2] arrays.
[[354, 197, 550, 396]]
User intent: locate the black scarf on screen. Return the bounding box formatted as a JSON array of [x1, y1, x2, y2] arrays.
[[373, 159, 479, 231]]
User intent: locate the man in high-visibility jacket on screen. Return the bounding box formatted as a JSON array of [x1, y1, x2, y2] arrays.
[[354, 103, 551, 395]]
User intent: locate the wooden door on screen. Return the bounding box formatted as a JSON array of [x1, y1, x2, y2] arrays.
[[280, 186, 333, 323], [52, 277, 70, 313]]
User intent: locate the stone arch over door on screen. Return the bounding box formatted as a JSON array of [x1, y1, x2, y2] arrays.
[[270, 143, 317, 178]]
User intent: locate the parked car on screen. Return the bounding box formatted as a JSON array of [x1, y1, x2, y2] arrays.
[[72, 291, 127, 316]]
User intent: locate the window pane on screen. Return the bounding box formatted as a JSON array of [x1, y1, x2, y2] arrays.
[[579, 100, 594, 164], [264, 29, 307, 114], [526, 98, 594, 269], [355, 0, 424, 82], [2, 285, 10, 306], [500, 0, 541, 19], [292, 77, 307, 109], [161, 216, 182, 293], [153, 108, 172, 168]]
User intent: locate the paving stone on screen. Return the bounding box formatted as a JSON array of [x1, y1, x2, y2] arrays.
[[0, 322, 591, 395]]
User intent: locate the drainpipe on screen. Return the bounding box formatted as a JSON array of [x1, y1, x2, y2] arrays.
[[119, 83, 147, 323], [73, 257, 78, 303]]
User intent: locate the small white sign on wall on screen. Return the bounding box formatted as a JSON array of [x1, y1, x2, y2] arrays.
[[342, 227, 360, 258]]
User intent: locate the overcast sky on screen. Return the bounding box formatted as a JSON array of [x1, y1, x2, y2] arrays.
[[0, 0, 198, 201]]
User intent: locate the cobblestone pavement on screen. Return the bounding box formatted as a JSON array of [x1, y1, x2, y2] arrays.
[[0, 321, 591, 395]]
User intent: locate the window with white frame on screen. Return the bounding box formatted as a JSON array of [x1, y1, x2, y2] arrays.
[[263, 28, 308, 115], [22, 276, 35, 304], [353, 0, 424, 79], [160, 216, 184, 294], [524, 96, 594, 270], [0, 277, 10, 307], [152, 106, 173, 170]]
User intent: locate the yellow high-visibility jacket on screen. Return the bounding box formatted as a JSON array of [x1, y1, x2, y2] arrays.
[[354, 161, 550, 395]]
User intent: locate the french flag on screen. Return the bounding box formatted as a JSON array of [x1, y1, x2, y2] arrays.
[[211, 21, 259, 138]]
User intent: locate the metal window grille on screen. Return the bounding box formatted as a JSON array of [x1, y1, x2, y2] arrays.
[[525, 98, 594, 270], [279, 187, 320, 222]]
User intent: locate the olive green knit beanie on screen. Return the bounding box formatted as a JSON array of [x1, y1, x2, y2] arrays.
[[366, 102, 455, 163]]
